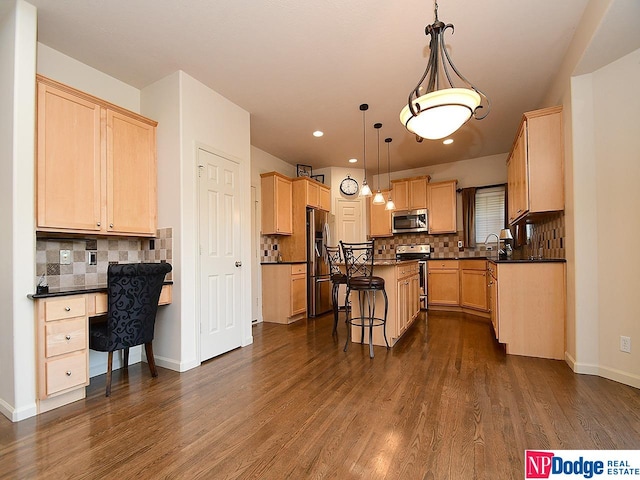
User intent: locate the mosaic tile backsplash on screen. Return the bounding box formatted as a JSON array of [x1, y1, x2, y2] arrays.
[[36, 227, 173, 289], [260, 213, 565, 262]]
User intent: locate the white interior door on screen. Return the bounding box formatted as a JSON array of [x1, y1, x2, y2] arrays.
[[198, 147, 243, 361], [336, 198, 364, 244]]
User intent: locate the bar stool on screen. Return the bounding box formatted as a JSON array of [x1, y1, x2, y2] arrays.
[[325, 245, 348, 335], [340, 240, 389, 358]]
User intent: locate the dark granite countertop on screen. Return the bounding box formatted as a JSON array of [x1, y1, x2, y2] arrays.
[[261, 261, 306, 265], [28, 281, 173, 299], [489, 258, 566, 264]]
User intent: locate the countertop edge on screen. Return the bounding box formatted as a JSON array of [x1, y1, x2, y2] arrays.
[[28, 281, 174, 300]]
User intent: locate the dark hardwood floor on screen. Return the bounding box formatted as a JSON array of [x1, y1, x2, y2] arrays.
[[2, 310, 639, 479]]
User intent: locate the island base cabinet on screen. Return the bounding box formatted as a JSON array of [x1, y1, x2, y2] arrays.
[[495, 262, 565, 360], [349, 262, 420, 347]]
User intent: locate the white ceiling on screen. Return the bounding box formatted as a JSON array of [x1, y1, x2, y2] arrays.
[[26, 0, 624, 172]]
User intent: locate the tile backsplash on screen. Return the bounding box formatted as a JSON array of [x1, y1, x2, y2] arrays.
[[259, 213, 565, 262], [36, 227, 173, 289]]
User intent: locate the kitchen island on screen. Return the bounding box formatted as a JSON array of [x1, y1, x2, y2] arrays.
[[348, 260, 421, 348]]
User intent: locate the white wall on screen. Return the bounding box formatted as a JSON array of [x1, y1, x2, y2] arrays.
[[592, 49, 640, 385], [143, 71, 253, 371], [0, 0, 37, 422]]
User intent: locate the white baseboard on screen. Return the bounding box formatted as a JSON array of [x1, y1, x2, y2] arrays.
[[0, 397, 37, 422], [566, 351, 640, 389]]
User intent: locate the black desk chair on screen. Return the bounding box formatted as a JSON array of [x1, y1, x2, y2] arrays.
[[340, 241, 389, 358], [90, 262, 172, 397], [325, 245, 348, 335]]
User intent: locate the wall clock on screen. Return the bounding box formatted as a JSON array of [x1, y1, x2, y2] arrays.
[[340, 176, 359, 196]]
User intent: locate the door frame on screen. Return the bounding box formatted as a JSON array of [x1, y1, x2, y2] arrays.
[[194, 142, 253, 364]]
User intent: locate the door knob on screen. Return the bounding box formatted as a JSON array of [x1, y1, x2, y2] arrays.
[[235, 261, 242, 267]]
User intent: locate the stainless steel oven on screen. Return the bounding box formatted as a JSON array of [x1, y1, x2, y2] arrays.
[[396, 244, 431, 309]]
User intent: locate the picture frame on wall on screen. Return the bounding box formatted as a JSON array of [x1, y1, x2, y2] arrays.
[[311, 174, 325, 184], [297, 164, 312, 177]]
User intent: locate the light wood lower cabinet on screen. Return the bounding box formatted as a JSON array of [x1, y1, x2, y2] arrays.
[[427, 260, 460, 306], [262, 263, 307, 323], [490, 261, 566, 360], [34, 286, 173, 413], [36, 295, 90, 408], [460, 260, 488, 311]]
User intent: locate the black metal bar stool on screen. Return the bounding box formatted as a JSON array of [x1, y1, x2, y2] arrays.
[[325, 245, 348, 335], [340, 240, 389, 358]]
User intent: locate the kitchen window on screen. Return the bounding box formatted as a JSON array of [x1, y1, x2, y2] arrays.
[[475, 186, 506, 244]]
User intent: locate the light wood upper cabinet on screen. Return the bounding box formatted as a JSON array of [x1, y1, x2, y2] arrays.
[[392, 175, 428, 210], [294, 177, 331, 211], [507, 106, 564, 225], [37, 80, 103, 232], [369, 190, 392, 238], [427, 180, 457, 234], [107, 110, 157, 235], [36, 75, 158, 237], [260, 172, 293, 235]]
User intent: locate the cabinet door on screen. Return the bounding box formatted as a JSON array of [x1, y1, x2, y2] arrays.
[[391, 180, 409, 211], [396, 278, 409, 335], [460, 269, 488, 311], [409, 178, 427, 209], [261, 173, 292, 235], [369, 190, 392, 237], [37, 81, 103, 232], [428, 269, 460, 306], [488, 272, 499, 338], [427, 180, 457, 234], [508, 125, 528, 224], [318, 186, 331, 212], [305, 180, 320, 208], [107, 110, 157, 235], [290, 274, 307, 315]]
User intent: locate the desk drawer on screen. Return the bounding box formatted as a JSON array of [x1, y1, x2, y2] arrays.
[[45, 352, 88, 396], [44, 297, 86, 321], [45, 317, 87, 358]]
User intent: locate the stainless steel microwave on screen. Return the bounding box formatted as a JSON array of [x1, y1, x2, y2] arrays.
[[392, 209, 428, 234]]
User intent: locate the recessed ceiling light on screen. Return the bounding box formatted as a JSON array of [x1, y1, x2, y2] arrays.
[[443, 138, 454, 145], [348, 158, 358, 163], [313, 130, 324, 137]]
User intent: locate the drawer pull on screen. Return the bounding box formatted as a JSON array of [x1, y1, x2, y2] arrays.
[[66, 371, 72, 376], [64, 306, 71, 312], [110, 223, 114, 228], [65, 334, 71, 340]]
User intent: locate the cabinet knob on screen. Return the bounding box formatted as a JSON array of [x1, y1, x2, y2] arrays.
[[488, 281, 493, 286], [65, 334, 71, 340], [66, 371, 72, 376], [109, 223, 114, 228], [64, 306, 71, 312], [97, 222, 101, 226]]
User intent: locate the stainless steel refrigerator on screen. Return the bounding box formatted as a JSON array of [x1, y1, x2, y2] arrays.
[[307, 208, 332, 317]]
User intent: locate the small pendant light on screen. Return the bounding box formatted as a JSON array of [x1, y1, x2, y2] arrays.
[[385, 137, 396, 211], [372, 122, 385, 205], [359, 104, 372, 197]]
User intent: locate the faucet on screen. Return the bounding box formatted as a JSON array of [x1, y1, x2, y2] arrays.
[[484, 233, 500, 259]]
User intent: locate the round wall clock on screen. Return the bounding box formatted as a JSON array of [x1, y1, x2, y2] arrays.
[[340, 176, 359, 196]]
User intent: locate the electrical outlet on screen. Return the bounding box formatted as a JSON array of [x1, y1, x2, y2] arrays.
[[620, 336, 631, 353], [457, 241, 463, 248], [59, 250, 71, 265]]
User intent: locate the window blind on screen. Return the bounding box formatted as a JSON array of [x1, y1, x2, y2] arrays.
[[475, 186, 505, 244]]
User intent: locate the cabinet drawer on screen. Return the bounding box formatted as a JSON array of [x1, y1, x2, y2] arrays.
[[428, 260, 459, 270], [460, 260, 486, 271], [291, 264, 306, 275], [45, 352, 88, 396], [94, 293, 108, 315], [45, 317, 87, 358], [44, 297, 86, 321]]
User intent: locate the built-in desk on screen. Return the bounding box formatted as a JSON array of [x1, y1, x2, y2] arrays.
[[29, 283, 172, 413]]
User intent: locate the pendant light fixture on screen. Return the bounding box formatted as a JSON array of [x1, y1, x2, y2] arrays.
[[384, 137, 396, 211], [359, 104, 372, 197], [372, 122, 385, 205], [399, 1, 490, 141]]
